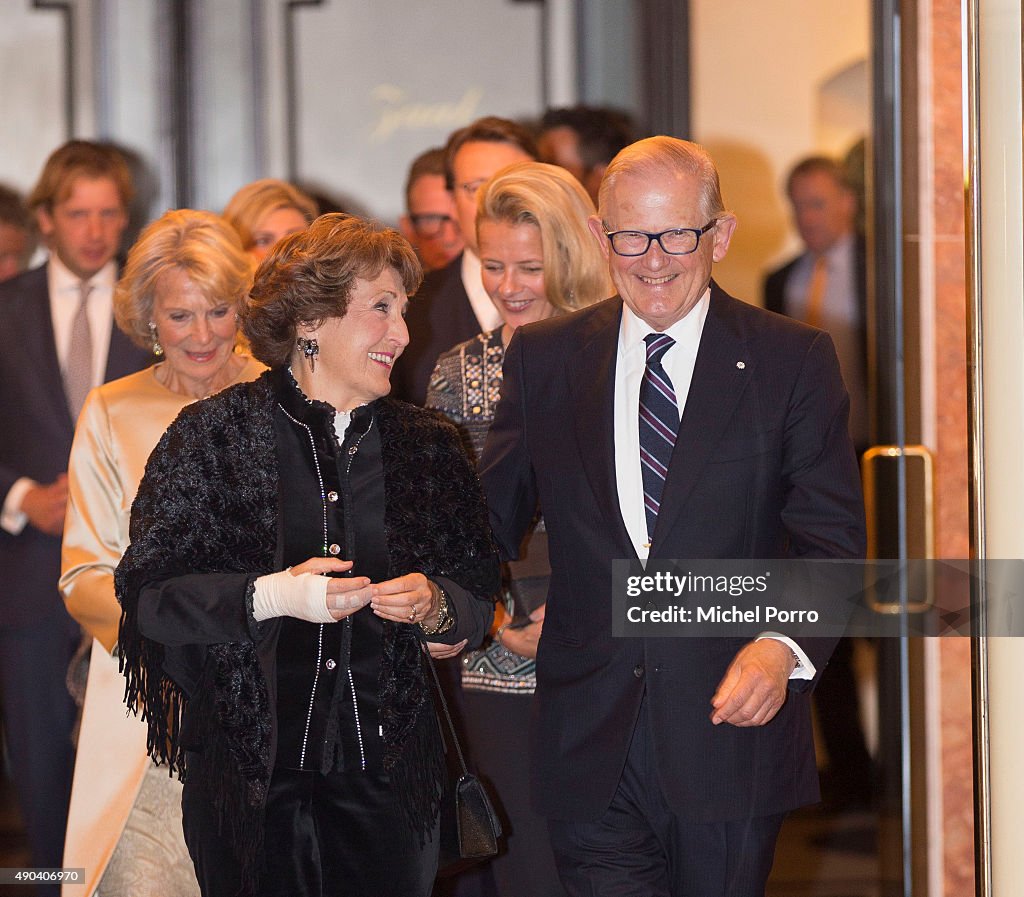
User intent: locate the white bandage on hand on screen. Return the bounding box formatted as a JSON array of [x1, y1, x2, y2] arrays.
[[253, 569, 335, 624]]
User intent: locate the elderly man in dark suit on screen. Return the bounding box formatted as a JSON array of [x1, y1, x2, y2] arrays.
[[0, 141, 150, 889], [480, 136, 865, 896]]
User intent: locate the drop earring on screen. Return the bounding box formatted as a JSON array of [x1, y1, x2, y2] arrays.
[[148, 322, 163, 356], [296, 336, 319, 373]]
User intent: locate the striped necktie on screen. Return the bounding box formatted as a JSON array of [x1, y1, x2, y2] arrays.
[[639, 333, 679, 544], [64, 281, 94, 420]]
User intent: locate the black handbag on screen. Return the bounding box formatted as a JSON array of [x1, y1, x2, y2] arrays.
[[427, 654, 503, 876]]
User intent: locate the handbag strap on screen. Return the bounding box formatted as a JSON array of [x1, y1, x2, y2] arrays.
[[425, 653, 470, 778]]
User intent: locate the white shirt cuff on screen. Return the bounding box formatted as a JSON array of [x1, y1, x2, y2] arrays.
[[1, 478, 37, 535], [755, 632, 816, 680]]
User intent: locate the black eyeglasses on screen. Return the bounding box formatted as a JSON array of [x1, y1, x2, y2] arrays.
[[604, 220, 718, 257], [409, 213, 456, 238]]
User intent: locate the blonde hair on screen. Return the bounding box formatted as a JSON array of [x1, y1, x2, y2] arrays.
[[222, 179, 317, 252], [114, 209, 253, 349], [477, 161, 610, 312], [598, 136, 725, 223]]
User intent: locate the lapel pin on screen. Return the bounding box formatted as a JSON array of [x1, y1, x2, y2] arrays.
[[736, 361, 746, 369]]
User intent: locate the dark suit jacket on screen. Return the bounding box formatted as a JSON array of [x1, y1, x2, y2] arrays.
[[480, 283, 865, 824], [390, 253, 481, 405], [0, 264, 152, 628]]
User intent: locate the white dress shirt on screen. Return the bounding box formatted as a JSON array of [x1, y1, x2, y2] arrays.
[[614, 292, 708, 558], [1, 255, 117, 535], [461, 249, 504, 333], [612, 290, 813, 679]]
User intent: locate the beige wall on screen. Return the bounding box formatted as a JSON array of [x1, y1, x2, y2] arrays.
[[689, 0, 870, 305]]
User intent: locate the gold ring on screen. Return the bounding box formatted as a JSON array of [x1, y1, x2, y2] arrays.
[[409, 608, 417, 621]]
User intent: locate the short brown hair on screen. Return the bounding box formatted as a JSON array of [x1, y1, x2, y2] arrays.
[[242, 213, 422, 367], [0, 184, 36, 264], [222, 179, 318, 252], [27, 140, 134, 213], [0, 184, 32, 231], [443, 116, 538, 191], [477, 161, 610, 313], [785, 156, 852, 196], [114, 209, 253, 349], [540, 106, 636, 171], [404, 147, 446, 209]]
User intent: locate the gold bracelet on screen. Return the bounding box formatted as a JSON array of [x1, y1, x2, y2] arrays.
[[419, 581, 453, 636]]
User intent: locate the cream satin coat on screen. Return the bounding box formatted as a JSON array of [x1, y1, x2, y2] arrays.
[[59, 359, 264, 897]]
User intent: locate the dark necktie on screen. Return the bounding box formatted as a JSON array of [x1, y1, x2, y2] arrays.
[[639, 333, 679, 544], [64, 281, 94, 420]]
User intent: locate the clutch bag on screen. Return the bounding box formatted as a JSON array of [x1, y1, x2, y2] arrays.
[[426, 653, 503, 876]]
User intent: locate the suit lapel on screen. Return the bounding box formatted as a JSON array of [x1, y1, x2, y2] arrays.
[[28, 268, 149, 432], [567, 299, 636, 556], [451, 264, 479, 335], [652, 286, 752, 551], [105, 324, 149, 381], [22, 278, 76, 436]]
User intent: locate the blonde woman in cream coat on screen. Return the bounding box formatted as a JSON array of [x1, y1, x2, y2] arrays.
[[59, 209, 265, 897]]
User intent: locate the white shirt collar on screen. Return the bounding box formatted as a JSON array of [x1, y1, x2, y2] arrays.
[[619, 286, 711, 357], [812, 232, 855, 273], [461, 249, 504, 333], [47, 253, 117, 296], [333, 408, 353, 442]]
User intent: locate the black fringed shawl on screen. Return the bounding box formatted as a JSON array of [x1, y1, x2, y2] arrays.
[[115, 369, 499, 892]]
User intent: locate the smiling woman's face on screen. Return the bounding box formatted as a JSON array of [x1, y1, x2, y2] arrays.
[[478, 219, 555, 333], [295, 266, 410, 411], [151, 267, 239, 396]]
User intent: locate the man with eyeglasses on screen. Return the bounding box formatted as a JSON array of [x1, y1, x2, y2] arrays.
[[398, 147, 464, 273], [390, 116, 536, 405], [481, 136, 865, 896]]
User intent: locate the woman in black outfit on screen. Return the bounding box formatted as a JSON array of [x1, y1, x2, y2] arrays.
[[116, 214, 499, 897]]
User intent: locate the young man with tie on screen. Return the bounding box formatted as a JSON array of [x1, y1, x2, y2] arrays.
[[0, 141, 150, 892]]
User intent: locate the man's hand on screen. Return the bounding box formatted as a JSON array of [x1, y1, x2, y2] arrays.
[[22, 475, 68, 536], [710, 638, 795, 727]]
